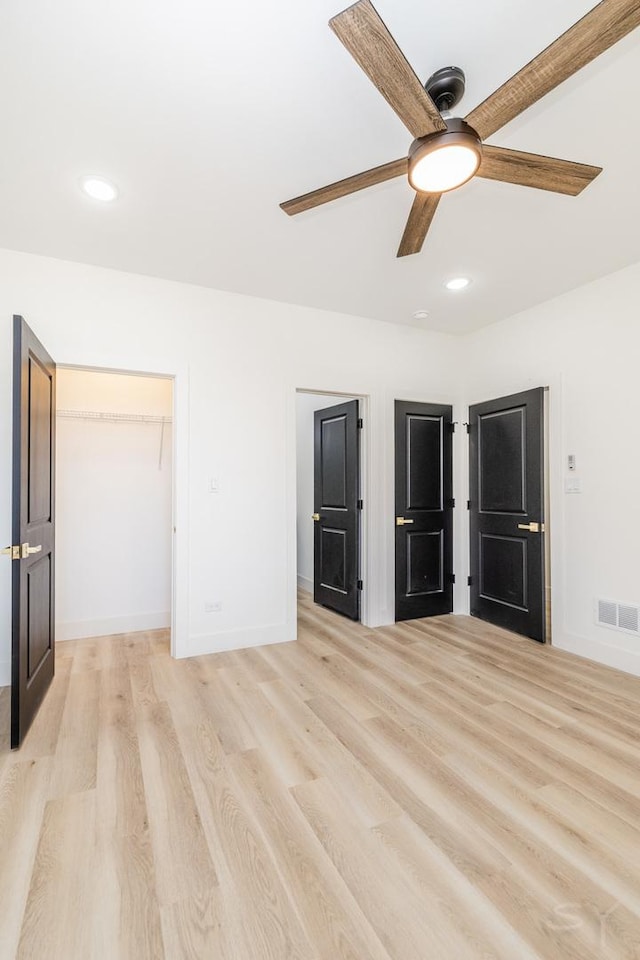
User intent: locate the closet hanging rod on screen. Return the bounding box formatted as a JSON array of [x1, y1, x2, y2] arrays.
[[56, 409, 172, 425]]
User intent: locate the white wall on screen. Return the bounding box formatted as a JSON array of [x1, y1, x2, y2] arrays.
[[56, 369, 172, 640], [3, 247, 638, 684], [295, 392, 352, 594], [0, 247, 459, 685], [459, 260, 640, 676]]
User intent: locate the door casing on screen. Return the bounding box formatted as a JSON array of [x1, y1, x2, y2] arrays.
[[56, 362, 184, 658]]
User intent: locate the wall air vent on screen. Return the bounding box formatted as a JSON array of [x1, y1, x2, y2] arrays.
[[618, 604, 639, 633], [596, 599, 640, 635], [597, 600, 617, 627]]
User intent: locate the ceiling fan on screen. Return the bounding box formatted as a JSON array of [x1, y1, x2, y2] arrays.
[[280, 0, 640, 257]]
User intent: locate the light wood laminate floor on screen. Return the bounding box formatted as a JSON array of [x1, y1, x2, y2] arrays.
[[2, 592, 640, 959]]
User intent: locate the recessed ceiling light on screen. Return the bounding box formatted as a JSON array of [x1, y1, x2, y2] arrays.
[[80, 176, 118, 202], [412, 309, 429, 321], [445, 276, 471, 291]]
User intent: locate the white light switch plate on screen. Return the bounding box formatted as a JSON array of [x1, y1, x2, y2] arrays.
[[565, 477, 582, 494]]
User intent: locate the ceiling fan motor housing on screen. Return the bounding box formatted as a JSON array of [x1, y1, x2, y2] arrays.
[[425, 66, 466, 112]]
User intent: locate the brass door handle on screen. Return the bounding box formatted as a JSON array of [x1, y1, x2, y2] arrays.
[[2, 545, 20, 560], [21, 543, 42, 558], [396, 517, 415, 526], [311, 513, 321, 522], [517, 522, 544, 533]]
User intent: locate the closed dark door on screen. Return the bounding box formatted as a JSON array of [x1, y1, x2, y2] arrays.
[[10, 315, 56, 748], [313, 399, 360, 620], [395, 401, 453, 621], [469, 388, 545, 642]]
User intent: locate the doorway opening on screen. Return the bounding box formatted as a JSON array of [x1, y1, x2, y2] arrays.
[[295, 390, 367, 625], [55, 367, 174, 651]]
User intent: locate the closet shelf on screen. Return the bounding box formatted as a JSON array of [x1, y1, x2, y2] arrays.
[[57, 409, 172, 425]]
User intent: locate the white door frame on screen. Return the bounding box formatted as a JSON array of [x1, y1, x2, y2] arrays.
[[55, 361, 190, 659]]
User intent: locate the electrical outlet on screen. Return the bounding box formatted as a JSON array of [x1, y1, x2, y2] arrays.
[[205, 601, 222, 613]]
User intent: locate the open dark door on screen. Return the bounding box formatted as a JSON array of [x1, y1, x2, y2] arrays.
[[468, 388, 545, 642], [395, 401, 453, 621], [10, 316, 56, 748], [313, 399, 360, 620]]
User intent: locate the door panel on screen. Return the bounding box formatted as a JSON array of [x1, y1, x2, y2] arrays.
[[395, 401, 453, 621], [11, 315, 56, 748], [407, 530, 443, 595], [469, 388, 545, 642], [313, 400, 360, 620]]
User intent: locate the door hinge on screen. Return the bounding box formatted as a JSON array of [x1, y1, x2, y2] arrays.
[[467, 576, 473, 586], [467, 500, 471, 510], [357, 499, 363, 510], [448, 573, 456, 584], [464, 422, 471, 434], [1, 545, 21, 560], [357, 418, 363, 429], [448, 421, 457, 434], [446, 497, 456, 509], [357, 579, 363, 591]]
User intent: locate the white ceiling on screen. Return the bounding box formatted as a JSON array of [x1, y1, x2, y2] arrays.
[[1, 0, 640, 333]]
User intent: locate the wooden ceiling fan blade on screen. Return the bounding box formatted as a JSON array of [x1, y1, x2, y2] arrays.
[[466, 0, 640, 141], [397, 192, 441, 257], [478, 145, 603, 195], [329, 0, 446, 139], [280, 157, 407, 216]]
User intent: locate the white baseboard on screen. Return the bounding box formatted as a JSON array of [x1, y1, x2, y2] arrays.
[[56, 611, 171, 642], [0, 660, 9, 688], [185, 621, 296, 659], [297, 574, 313, 594], [554, 630, 640, 678]]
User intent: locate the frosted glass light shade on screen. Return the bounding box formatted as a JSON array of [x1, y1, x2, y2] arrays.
[[410, 143, 480, 193], [408, 120, 482, 194]]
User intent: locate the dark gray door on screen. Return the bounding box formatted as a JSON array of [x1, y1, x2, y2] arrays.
[[468, 388, 545, 642], [395, 401, 453, 621], [313, 400, 360, 620], [11, 315, 56, 748]]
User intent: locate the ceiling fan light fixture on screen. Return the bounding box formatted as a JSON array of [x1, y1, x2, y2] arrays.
[[408, 119, 482, 194]]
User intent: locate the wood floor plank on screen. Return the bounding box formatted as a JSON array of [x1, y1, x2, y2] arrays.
[[293, 775, 467, 960], [17, 791, 98, 959], [104, 826, 165, 959], [0, 758, 52, 959], [372, 813, 541, 960], [228, 748, 392, 960], [16, 655, 73, 762], [164, 699, 317, 959], [2, 598, 640, 958], [136, 699, 218, 906], [160, 891, 223, 960], [259, 677, 401, 828], [96, 665, 148, 836], [47, 668, 99, 798]]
